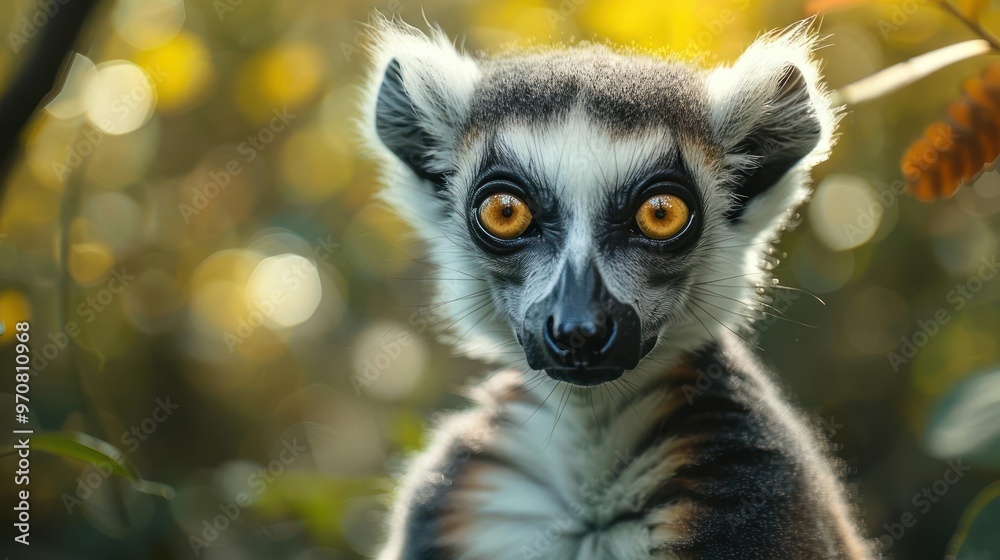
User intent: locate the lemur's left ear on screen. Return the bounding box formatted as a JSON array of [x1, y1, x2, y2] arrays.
[[363, 17, 480, 191], [707, 22, 838, 231]]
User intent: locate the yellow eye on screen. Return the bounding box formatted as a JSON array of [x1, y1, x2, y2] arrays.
[[635, 194, 690, 240], [478, 193, 533, 240]]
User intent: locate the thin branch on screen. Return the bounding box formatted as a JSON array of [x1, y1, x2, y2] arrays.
[[934, 0, 1000, 52], [831, 0, 1000, 106], [0, 0, 104, 197], [833, 39, 992, 106]]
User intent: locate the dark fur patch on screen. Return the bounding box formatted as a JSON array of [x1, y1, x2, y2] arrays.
[[644, 344, 861, 558], [467, 45, 711, 140], [375, 58, 450, 189], [723, 64, 823, 221], [401, 443, 474, 559]]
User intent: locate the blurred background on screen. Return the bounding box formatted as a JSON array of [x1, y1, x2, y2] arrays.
[[0, 0, 998, 558]]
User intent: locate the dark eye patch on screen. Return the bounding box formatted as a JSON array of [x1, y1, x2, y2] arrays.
[[468, 140, 561, 225], [597, 148, 704, 254], [466, 139, 564, 256]]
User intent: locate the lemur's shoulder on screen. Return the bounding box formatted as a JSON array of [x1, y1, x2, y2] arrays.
[[380, 337, 876, 560], [674, 340, 875, 558]]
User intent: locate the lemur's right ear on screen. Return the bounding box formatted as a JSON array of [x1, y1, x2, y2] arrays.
[[706, 21, 838, 235], [364, 18, 480, 191]]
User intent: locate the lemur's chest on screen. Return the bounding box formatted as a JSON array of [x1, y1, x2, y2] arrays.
[[385, 354, 873, 560], [433, 375, 699, 559]]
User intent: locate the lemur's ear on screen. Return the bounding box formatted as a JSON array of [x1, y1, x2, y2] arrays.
[[707, 22, 838, 231], [364, 17, 480, 191]]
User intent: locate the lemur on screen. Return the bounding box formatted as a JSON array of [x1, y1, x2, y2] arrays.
[[362, 15, 877, 560]]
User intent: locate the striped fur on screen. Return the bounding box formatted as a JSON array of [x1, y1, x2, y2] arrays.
[[361, 15, 875, 560], [376, 334, 874, 559]]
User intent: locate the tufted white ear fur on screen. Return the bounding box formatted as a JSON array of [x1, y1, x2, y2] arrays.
[[360, 17, 512, 364], [707, 21, 840, 242], [361, 15, 481, 198]]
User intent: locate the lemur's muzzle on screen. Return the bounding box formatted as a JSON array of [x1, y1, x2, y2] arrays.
[[521, 264, 650, 386]]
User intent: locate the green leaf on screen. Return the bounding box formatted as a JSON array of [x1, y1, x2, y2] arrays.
[[925, 367, 1000, 468], [6, 431, 174, 499], [33, 432, 134, 479], [947, 480, 1000, 559]]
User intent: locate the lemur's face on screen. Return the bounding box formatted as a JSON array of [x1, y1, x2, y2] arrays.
[[459, 117, 703, 385], [366, 21, 834, 386]]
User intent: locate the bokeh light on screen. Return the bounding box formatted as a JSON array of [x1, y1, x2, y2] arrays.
[[350, 321, 429, 402], [925, 368, 1000, 466], [0, 291, 31, 346], [111, 0, 186, 50], [246, 254, 323, 328], [810, 174, 882, 251], [83, 61, 157, 135], [791, 230, 855, 293], [133, 31, 214, 113], [0, 1, 998, 558]]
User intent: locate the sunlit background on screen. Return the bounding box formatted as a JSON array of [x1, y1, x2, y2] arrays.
[[0, 0, 999, 558]]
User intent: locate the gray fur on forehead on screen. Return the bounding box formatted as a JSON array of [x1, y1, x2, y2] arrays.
[[468, 45, 711, 138]]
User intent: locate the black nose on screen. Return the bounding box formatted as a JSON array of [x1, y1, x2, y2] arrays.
[[544, 314, 615, 366], [521, 263, 648, 385]]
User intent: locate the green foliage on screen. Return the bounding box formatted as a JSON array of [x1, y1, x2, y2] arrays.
[[926, 367, 1000, 468], [10, 431, 175, 499], [948, 481, 1000, 559]]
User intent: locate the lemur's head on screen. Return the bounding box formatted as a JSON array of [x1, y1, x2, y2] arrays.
[[363, 17, 837, 387]]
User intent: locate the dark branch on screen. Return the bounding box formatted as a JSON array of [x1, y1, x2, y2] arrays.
[[0, 0, 104, 194]]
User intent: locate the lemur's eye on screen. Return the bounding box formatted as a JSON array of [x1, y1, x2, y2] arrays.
[[478, 193, 533, 240], [635, 194, 690, 240]]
